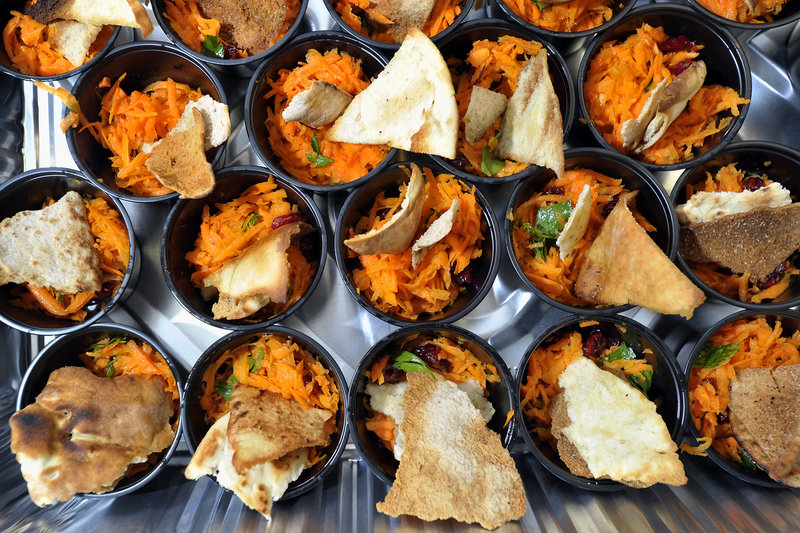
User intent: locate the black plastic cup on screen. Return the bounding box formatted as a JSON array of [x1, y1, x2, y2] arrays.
[[429, 19, 575, 185], [0, 2, 121, 82], [348, 323, 516, 485], [504, 147, 677, 316], [686, 0, 800, 32], [15, 322, 184, 500], [162, 166, 327, 331], [182, 326, 348, 499], [334, 160, 501, 326], [323, 0, 476, 52], [150, 0, 309, 78], [517, 314, 686, 491], [671, 141, 800, 310], [245, 31, 397, 194], [577, 4, 752, 172], [66, 42, 228, 203], [0, 168, 140, 335], [683, 310, 800, 488]]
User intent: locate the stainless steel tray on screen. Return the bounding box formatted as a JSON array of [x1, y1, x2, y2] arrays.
[[2, 1, 800, 531]]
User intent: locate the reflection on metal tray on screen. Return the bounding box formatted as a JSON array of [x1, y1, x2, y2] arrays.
[[2, 0, 800, 531]]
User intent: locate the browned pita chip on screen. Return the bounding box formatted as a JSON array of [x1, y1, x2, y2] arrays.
[[679, 204, 800, 282], [197, 0, 287, 55], [27, 0, 153, 37], [376, 372, 526, 530], [282, 81, 353, 128], [370, 0, 436, 43], [574, 193, 705, 318]]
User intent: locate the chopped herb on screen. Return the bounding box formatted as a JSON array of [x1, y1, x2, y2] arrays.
[[480, 131, 504, 177], [307, 132, 334, 168], [201, 35, 225, 59], [105, 356, 117, 378], [89, 336, 128, 350], [248, 348, 265, 373], [520, 221, 535, 234], [215, 375, 238, 402], [392, 350, 436, 379], [534, 201, 573, 239], [623, 328, 643, 354], [628, 370, 653, 395], [645, 79, 654, 92], [739, 449, 761, 472], [600, 342, 637, 364], [693, 340, 739, 369], [241, 212, 262, 232], [57, 293, 65, 303], [534, 0, 548, 9]]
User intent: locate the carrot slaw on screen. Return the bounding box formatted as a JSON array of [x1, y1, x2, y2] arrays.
[[696, 0, 788, 23], [333, 0, 462, 43], [503, 0, 615, 33]]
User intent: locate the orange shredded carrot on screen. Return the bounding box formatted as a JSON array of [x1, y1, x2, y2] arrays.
[[365, 411, 396, 451], [504, 0, 614, 33], [681, 436, 713, 456], [511, 168, 655, 307], [449, 36, 543, 177], [685, 164, 799, 304], [688, 316, 800, 463], [265, 48, 388, 186], [696, 0, 787, 22], [333, 0, 462, 43], [349, 168, 484, 320], [199, 333, 340, 425]]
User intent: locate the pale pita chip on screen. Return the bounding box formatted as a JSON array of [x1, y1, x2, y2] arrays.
[[411, 197, 460, 269], [555, 357, 687, 488], [50, 20, 101, 67], [574, 193, 705, 318], [495, 50, 564, 177], [556, 184, 591, 261], [676, 182, 791, 224], [326, 29, 458, 159], [464, 86, 508, 144], [344, 164, 425, 255], [282, 81, 353, 129], [620, 78, 668, 150], [27, 0, 153, 37]]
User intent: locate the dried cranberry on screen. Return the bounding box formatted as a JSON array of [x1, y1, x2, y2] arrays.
[[271, 212, 306, 229], [757, 263, 788, 291], [302, 373, 312, 385], [383, 366, 406, 384], [453, 266, 476, 287], [376, 208, 391, 220], [667, 59, 693, 77], [582, 330, 608, 359], [717, 412, 730, 424], [412, 344, 452, 372], [659, 35, 697, 53], [223, 45, 240, 60], [742, 176, 765, 191], [449, 155, 469, 172], [601, 198, 618, 218], [542, 186, 565, 196], [98, 282, 114, 300], [700, 377, 717, 388]]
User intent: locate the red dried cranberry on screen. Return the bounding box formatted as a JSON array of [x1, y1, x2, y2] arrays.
[[742, 176, 765, 191], [543, 186, 565, 196], [97, 282, 114, 300], [582, 330, 608, 359], [700, 377, 717, 388], [383, 366, 406, 384], [223, 46, 240, 60], [659, 35, 696, 53], [756, 263, 788, 291], [413, 344, 452, 372], [302, 373, 312, 385], [667, 59, 693, 77], [271, 212, 306, 229], [601, 198, 618, 218], [717, 412, 729, 424], [449, 155, 469, 172], [376, 208, 391, 220], [453, 266, 476, 287]]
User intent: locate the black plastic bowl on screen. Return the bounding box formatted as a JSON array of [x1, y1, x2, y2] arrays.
[[182, 326, 348, 499], [577, 4, 752, 172], [0, 2, 121, 82], [0, 168, 140, 335], [504, 147, 677, 316], [15, 322, 184, 500], [151, 0, 309, 77], [683, 310, 800, 488], [687, 0, 800, 31], [429, 19, 575, 185], [348, 323, 516, 485], [162, 166, 327, 331], [245, 31, 396, 194], [67, 42, 228, 203], [517, 314, 686, 491], [323, 0, 476, 52], [334, 161, 501, 326], [671, 141, 800, 310]]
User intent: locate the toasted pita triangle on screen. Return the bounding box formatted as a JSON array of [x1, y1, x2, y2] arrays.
[[464, 86, 508, 144], [282, 81, 353, 129], [371, 0, 436, 43], [27, 0, 153, 37], [411, 197, 460, 269], [620, 79, 668, 150], [326, 29, 458, 158], [574, 193, 705, 318], [556, 184, 591, 261]]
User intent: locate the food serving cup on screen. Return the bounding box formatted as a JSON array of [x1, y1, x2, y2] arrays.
[[682, 310, 800, 487], [151, 0, 309, 77], [577, 4, 752, 173], [671, 141, 800, 310], [348, 323, 516, 485], [429, 19, 575, 185], [517, 314, 686, 491], [323, 0, 476, 52], [686, 0, 800, 32], [504, 147, 677, 316], [333, 160, 501, 326], [0, 168, 140, 336], [0, 2, 121, 82], [67, 41, 228, 203], [162, 166, 327, 331], [245, 31, 397, 194], [15, 322, 184, 499], [182, 326, 349, 499]]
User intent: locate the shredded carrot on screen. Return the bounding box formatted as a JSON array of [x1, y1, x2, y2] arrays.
[[511, 168, 655, 307], [685, 164, 799, 303], [199, 333, 340, 425], [349, 168, 485, 321], [584, 24, 749, 166], [265, 48, 388, 186], [503, 409, 515, 428], [333, 0, 462, 43], [365, 411, 396, 451], [504, 0, 615, 33], [449, 36, 543, 177], [696, 0, 788, 22], [2, 11, 113, 77], [688, 316, 800, 463], [681, 436, 713, 456]]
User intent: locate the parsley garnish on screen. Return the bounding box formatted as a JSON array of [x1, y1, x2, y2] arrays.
[[248, 348, 265, 373], [89, 336, 128, 350], [392, 351, 436, 380], [629, 370, 653, 395], [241, 212, 262, 232], [105, 356, 117, 378], [57, 293, 65, 303], [201, 35, 225, 59], [600, 342, 637, 364], [739, 449, 761, 472], [480, 131, 505, 177], [645, 79, 654, 92], [534, 0, 548, 9], [215, 375, 238, 402], [534, 201, 574, 239], [693, 341, 739, 369], [307, 132, 334, 168]]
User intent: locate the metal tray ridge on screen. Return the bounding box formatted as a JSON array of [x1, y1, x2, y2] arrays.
[[2, 1, 800, 531]]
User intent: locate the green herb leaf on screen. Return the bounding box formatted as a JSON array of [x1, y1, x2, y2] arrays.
[[307, 132, 334, 168], [241, 212, 262, 232], [623, 328, 643, 355], [480, 145, 505, 177], [534, 201, 574, 239], [201, 35, 225, 59], [739, 449, 761, 472], [248, 348, 265, 373], [601, 342, 637, 364], [89, 336, 128, 350], [693, 341, 739, 369], [392, 350, 436, 380], [628, 370, 653, 395], [534, 0, 548, 9], [520, 221, 535, 234], [57, 293, 65, 303], [215, 375, 238, 402], [645, 79, 654, 92], [105, 356, 117, 378]]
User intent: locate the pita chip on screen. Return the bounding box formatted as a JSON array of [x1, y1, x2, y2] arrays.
[[50, 21, 102, 67], [369, 0, 436, 43], [27, 0, 153, 37], [411, 197, 460, 269], [282, 81, 353, 129], [556, 184, 591, 261], [574, 193, 705, 318], [620, 79, 668, 150], [464, 86, 508, 144], [676, 181, 791, 224]]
